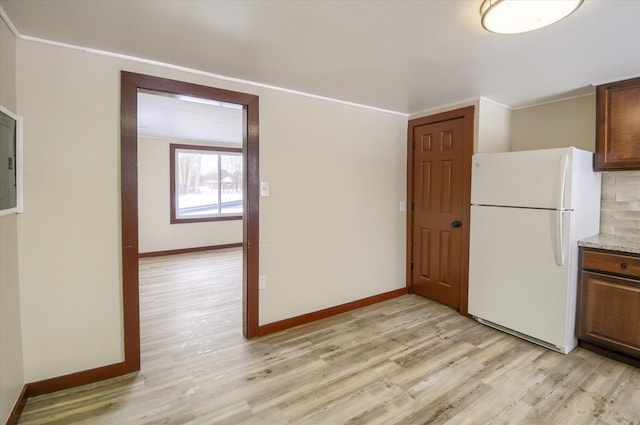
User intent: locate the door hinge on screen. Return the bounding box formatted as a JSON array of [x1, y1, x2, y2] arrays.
[[412, 141, 415, 150], [410, 261, 414, 271], [411, 203, 415, 211]]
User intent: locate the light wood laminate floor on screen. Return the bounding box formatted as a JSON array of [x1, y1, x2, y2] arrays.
[[19, 249, 640, 424]]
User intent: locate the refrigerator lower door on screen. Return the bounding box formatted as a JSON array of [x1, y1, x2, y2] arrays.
[[468, 205, 575, 353]]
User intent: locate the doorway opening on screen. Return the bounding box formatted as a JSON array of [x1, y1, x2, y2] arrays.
[[120, 72, 259, 373]]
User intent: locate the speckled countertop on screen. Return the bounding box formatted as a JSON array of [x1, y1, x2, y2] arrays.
[[578, 234, 640, 255]]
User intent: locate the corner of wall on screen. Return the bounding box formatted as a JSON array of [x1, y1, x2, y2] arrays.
[[477, 97, 512, 153], [0, 14, 25, 424], [0, 16, 17, 109], [510, 95, 596, 153]]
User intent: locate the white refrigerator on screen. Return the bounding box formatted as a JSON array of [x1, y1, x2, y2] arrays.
[[468, 147, 601, 354]]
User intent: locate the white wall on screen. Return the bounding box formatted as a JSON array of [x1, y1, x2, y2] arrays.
[[0, 16, 25, 424], [477, 97, 511, 153], [0, 215, 21, 423], [258, 94, 407, 323], [15, 38, 408, 382], [511, 95, 596, 152], [138, 136, 242, 253]]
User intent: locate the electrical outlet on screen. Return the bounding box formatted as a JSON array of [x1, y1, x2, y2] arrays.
[[259, 275, 266, 290]]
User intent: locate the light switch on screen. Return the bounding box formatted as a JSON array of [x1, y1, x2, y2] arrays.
[[260, 182, 269, 196]]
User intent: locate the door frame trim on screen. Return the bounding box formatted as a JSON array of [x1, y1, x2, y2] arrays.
[[121, 71, 260, 374], [406, 106, 474, 316]]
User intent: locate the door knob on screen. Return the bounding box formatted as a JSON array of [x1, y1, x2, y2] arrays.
[[451, 220, 462, 228]]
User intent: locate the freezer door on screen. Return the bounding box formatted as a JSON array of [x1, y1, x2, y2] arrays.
[[471, 148, 572, 210], [468, 205, 575, 352]]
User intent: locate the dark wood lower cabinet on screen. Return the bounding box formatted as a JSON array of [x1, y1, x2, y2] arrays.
[[578, 271, 640, 356], [577, 248, 640, 367]]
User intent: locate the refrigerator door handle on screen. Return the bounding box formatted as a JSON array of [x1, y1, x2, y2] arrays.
[[555, 210, 566, 266], [555, 153, 569, 266], [557, 153, 568, 211]]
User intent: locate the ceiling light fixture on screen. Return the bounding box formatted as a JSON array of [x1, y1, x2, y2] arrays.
[[175, 95, 243, 109], [480, 0, 584, 34]]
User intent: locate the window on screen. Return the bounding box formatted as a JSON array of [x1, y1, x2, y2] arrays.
[[170, 144, 242, 223]]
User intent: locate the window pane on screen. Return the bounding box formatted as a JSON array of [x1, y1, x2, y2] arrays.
[[220, 154, 243, 214], [177, 151, 219, 217], [174, 148, 243, 220]]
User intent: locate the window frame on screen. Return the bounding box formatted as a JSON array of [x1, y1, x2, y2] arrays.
[[170, 143, 243, 224]]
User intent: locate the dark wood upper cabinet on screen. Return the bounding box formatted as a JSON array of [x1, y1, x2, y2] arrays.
[[594, 77, 640, 171]]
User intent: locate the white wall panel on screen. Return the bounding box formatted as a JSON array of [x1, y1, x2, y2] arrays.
[[15, 38, 408, 382], [0, 16, 25, 424]]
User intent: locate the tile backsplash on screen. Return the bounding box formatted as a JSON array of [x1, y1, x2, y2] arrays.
[[600, 172, 640, 237]]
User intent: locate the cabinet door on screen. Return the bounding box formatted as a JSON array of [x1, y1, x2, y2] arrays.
[[578, 271, 640, 357], [595, 77, 640, 171]]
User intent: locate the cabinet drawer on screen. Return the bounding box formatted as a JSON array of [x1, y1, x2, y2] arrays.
[[582, 250, 640, 277]]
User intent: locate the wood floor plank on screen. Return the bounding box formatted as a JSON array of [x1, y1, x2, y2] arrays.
[[18, 248, 640, 425]]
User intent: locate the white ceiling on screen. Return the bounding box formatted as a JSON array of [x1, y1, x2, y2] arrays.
[[1, 0, 639, 117], [137, 91, 243, 144]]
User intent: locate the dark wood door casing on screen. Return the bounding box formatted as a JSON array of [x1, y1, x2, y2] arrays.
[[406, 106, 474, 316], [120, 71, 260, 375]]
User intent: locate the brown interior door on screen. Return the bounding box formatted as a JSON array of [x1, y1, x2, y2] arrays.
[[411, 117, 466, 308]]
